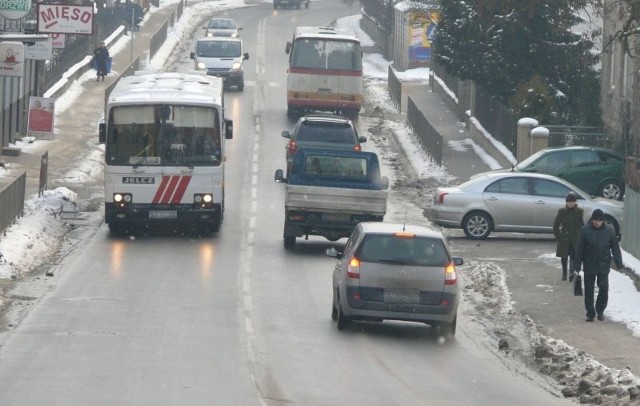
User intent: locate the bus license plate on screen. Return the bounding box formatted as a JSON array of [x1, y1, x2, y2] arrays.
[[149, 210, 177, 220]]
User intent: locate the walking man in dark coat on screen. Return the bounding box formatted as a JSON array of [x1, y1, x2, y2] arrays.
[[574, 209, 623, 322], [93, 41, 110, 81], [553, 192, 583, 281]]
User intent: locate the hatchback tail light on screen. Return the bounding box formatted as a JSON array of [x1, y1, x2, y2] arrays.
[[437, 192, 449, 204], [444, 262, 457, 285], [287, 140, 297, 155], [347, 257, 360, 279]]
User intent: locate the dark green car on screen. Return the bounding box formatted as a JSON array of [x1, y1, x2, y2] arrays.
[[512, 146, 625, 200]]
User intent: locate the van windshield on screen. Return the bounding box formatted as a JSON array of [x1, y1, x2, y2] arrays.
[[197, 41, 241, 58]]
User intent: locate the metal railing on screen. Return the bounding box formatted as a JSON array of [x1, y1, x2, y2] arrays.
[[407, 96, 443, 165], [0, 171, 26, 238]]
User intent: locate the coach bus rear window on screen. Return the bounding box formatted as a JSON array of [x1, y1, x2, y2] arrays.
[[290, 39, 362, 71], [105, 105, 222, 167]]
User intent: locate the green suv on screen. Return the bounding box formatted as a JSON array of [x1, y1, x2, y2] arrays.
[[512, 146, 625, 200]]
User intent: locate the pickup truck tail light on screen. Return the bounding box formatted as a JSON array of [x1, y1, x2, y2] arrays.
[[347, 257, 360, 279], [353, 144, 362, 152], [444, 262, 457, 285]]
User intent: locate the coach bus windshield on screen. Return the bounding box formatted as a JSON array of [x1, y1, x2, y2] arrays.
[[105, 104, 222, 167], [290, 38, 362, 71]]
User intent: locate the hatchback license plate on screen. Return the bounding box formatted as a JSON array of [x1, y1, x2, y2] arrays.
[[149, 210, 177, 220], [323, 213, 351, 223], [384, 288, 420, 304]]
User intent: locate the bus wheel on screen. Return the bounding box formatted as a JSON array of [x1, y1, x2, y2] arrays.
[[108, 223, 123, 236]]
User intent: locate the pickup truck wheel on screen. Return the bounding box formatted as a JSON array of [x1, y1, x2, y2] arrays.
[[284, 236, 296, 250]]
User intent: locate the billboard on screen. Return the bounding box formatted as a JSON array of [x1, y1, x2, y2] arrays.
[[37, 4, 93, 35], [28, 96, 56, 138]]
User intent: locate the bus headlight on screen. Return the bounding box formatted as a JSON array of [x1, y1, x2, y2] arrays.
[[194, 194, 213, 208], [114, 193, 132, 207]]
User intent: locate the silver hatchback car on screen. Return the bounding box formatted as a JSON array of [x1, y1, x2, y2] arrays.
[[326, 222, 463, 336]]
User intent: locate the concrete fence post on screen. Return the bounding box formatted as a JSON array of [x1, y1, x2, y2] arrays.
[[516, 117, 539, 162], [530, 126, 550, 156]]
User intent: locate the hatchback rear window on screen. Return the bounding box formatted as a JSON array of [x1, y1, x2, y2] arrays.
[[357, 235, 448, 266], [296, 122, 355, 143]]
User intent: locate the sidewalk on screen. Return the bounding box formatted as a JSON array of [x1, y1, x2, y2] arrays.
[[399, 74, 640, 376], [0, 4, 178, 202]]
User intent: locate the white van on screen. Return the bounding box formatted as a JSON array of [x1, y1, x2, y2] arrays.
[[190, 37, 249, 91]]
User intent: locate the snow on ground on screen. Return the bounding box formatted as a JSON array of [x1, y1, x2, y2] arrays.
[[1, 4, 640, 404]]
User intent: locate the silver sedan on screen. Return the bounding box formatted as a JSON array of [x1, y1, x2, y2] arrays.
[[429, 172, 624, 239]]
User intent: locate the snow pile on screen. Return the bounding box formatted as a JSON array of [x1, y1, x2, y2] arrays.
[[0, 188, 76, 279], [462, 262, 640, 405]]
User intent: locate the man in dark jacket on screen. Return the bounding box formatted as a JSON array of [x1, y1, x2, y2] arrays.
[[553, 192, 583, 281], [574, 209, 623, 322], [93, 42, 110, 81]]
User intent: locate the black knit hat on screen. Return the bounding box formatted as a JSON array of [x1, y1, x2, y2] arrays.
[[566, 193, 577, 202], [590, 209, 605, 221]]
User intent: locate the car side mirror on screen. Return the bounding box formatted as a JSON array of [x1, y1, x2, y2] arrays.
[[274, 169, 286, 183], [285, 42, 291, 54], [379, 176, 389, 190], [225, 119, 233, 139], [243, 52, 249, 60], [359, 136, 367, 143], [281, 130, 291, 139], [98, 122, 106, 143], [190, 52, 195, 60], [452, 257, 464, 266]]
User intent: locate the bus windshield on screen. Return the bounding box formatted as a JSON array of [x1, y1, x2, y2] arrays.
[[290, 38, 362, 71], [105, 104, 222, 167]]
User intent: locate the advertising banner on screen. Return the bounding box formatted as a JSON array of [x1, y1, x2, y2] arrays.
[[0, 41, 24, 77], [51, 33, 65, 48], [37, 4, 93, 35], [408, 9, 440, 67], [27, 96, 56, 139], [25, 37, 53, 60]]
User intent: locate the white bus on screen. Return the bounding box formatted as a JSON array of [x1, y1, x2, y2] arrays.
[[285, 26, 363, 119], [98, 71, 233, 234]]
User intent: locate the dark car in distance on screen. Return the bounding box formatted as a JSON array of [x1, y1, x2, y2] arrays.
[[282, 114, 366, 175], [508, 146, 626, 200], [274, 0, 310, 9]]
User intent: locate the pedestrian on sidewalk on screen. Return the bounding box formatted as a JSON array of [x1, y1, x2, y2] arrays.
[[553, 192, 583, 281], [574, 209, 624, 322], [93, 42, 110, 82]]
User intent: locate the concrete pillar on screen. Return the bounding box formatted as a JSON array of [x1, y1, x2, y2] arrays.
[[516, 117, 539, 162], [530, 126, 550, 156]]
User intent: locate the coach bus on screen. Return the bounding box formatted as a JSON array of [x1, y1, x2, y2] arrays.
[[285, 26, 363, 119], [98, 71, 233, 234]]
